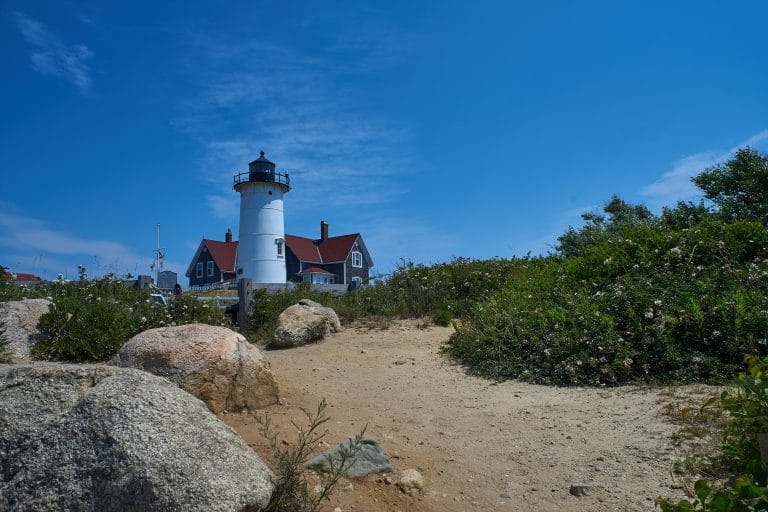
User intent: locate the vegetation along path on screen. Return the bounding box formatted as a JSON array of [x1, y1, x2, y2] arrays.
[[222, 321, 712, 512]]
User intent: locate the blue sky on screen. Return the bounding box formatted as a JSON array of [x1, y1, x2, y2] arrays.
[[2, 1, 767, 283]]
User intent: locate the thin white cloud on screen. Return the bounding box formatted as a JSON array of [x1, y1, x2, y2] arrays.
[[641, 130, 768, 206], [176, 30, 414, 222], [13, 11, 93, 93], [0, 209, 154, 279]]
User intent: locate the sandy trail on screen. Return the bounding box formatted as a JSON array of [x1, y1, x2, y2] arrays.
[[222, 320, 709, 512]]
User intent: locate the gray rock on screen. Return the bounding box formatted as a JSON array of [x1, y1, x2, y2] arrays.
[[113, 323, 279, 413], [0, 363, 273, 511], [0, 298, 51, 362], [397, 469, 424, 494], [272, 299, 342, 348], [305, 438, 392, 478], [569, 482, 602, 497]]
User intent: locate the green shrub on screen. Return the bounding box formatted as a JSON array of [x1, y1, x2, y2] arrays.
[[446, 220, 768, 386], [33, 278, 168, 362], [167, 293, 231, 327], [657, 356, 768, 511], [33, 277, 232, 363]]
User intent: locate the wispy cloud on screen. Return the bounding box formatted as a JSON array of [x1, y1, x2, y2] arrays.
[[0, 208, 160, 279], [13, 12, 93, 93], [175, 31, 413, 221], [640, 130, 768, 207]]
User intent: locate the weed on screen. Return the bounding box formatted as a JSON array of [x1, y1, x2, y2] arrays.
[[256, 399, 365, 512]]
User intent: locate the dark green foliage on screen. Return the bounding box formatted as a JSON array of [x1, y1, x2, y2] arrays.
[[245, 258, 527, 342], [657, 357, 768, 511], [32, 277, 231, 363], [693, 147, 768, 224], [446, 219, 768, 386], [166, 293, 231, 327], [33, 278, 168, 362], [556, 195, 655, 257]]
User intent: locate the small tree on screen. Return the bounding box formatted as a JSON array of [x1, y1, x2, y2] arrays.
[[556, 195, 654, 257], [692, 147, 768, 224]]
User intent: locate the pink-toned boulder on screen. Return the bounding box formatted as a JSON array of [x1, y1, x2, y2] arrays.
[[113, 323, 278, 413]]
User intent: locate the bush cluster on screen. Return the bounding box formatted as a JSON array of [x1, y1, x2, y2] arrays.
[[31, 278, 230, 362], [445, 219, 768, 386], [243, 259, 527, 342]]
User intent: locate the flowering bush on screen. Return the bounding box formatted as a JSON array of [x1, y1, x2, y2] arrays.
[[32, 277, 230, 362], [446, 219, 768, 386]]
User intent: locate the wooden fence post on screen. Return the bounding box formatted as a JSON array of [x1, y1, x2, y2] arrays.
[[237, 278, 252, 333]]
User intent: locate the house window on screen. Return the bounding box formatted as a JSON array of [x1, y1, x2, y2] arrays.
[[352, 276, 363, 287], [351, 251, 363, 268], [196, 262, 203, 278], [276, 238, 284, 259], [207, 261, 215, 277]]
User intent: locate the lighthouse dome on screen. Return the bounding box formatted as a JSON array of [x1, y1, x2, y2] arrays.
[[248, 151, 276, 173]]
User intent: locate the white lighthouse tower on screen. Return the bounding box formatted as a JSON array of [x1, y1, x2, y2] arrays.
[[234, 152, 290, 284]]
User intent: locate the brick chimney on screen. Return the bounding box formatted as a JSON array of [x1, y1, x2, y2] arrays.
[[320, 221, 329, 241], [225, 228, 233, 243]]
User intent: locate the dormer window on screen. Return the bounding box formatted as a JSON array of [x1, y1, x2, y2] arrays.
[[351, 251, 363, 268]]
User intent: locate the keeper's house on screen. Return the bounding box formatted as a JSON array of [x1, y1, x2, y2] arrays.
[[186, 222, 372, 288]]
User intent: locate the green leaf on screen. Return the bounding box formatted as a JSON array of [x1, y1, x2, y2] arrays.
[[695, 479, 711, 504]]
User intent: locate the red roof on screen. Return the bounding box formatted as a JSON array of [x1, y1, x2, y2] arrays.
[[203, 239, 238, 272], [284, 233, 360, 264], [14, 273, 42, 282], [284, 235, 321, 263], [299, 266, 335, 275]]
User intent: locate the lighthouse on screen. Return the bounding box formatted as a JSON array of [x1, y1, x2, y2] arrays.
[[233, 152, 290, 283]]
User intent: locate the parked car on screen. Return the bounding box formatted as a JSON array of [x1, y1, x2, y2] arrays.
[[149, 293, 167, 306]]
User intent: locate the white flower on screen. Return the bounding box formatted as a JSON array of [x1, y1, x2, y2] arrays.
[[622, 357, 633, 367], [654, 300, 662, 306], [604, 257, 612, 265], [645, 310, 654, 319], [669, 247, 682, 256]]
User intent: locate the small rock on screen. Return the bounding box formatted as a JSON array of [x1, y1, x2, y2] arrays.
[[305, 438, 392, 477], [570, 483, 601, 497], [499, 492, 511, 499], [397, 469, 424, 494], [384, 476, 393, 485]]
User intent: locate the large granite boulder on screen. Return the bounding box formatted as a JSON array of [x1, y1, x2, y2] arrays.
[[272, 299, 342, 348], [113, 323, 279, 413], [0, 363, 273, 511], [0, 298, 51, 362]]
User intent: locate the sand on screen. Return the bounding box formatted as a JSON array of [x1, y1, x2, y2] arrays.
[[221, 320, 714, 512]]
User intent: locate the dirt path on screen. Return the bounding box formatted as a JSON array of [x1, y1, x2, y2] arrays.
[[222, 320, 712, 512]]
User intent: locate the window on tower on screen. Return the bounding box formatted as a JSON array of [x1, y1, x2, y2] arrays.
[[276, 238, 284, 258]]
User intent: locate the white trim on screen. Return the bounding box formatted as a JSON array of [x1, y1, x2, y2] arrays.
[[196, 262, 203, 278], [351, 251, 363, 268], [207, 261, 214, 276]]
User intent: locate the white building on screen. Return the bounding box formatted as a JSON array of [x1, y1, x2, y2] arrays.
[[233, 152, 290, 284]]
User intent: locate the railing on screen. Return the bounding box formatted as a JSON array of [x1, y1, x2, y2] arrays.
[[233, 170, 290, 190]]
